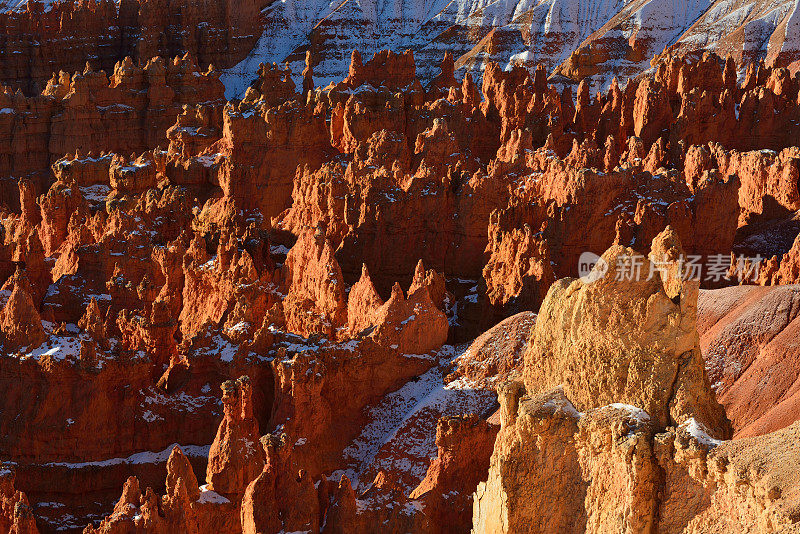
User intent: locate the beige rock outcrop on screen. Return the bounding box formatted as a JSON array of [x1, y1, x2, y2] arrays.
[[473, 386, 657, 533], [473, 384, 800, 533], [523, 227, 729, 435], [472, 230, 800, 534]]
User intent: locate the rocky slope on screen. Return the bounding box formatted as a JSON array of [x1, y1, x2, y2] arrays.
[[698, 284, 800, 439], [223, 0, 800, 97], [3, 0, 800, 101]]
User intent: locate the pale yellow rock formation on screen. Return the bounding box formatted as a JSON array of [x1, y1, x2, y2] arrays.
[[523, 227, 729, 436], [473, 384, 800, 533], [473, 228, 800, 534]]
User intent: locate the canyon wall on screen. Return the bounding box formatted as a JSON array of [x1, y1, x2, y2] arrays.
[[0, 46, 800, 533], [0, 0, 265, 94]]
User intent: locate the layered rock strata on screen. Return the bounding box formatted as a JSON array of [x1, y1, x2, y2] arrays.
[[1, 48, 800, 533]]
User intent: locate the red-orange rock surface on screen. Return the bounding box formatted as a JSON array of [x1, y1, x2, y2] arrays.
[[1, 467, 39, 534], [84, 446, 240, 534], [446, 311, 535, 388], [206, 376, 265, 498], [3, 47, 800, 534], [0, 0, 264, 95], [698, 285, 800, 438], [409, 414, 499, 534], [240, 434, 318, 534]]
